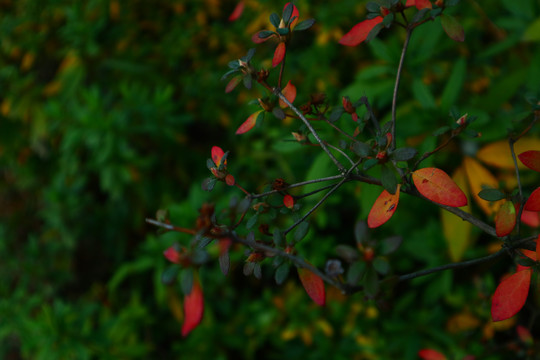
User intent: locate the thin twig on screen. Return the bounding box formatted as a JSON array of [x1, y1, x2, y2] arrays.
[[275, 87, 346, 173], [251, 175, 343, 199], [326, 142, 358, 170], [509, 137, 524, 235], [390, 27, 413, 150]]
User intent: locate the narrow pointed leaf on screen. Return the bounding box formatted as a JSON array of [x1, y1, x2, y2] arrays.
[[478, 188, 506, 201], [413, 168, 467, 207], [495, 200, 516, 237], [279, 81, 296, 108], [491, 269, 531, 322], [380, 164, 398, 194], [272, 42, 286, 67], [339, 17, 384, 46], [297, 267, 326, 306], [519, 150, 540, 172], [440, 14, 464, 42], [252, 30, 275, 43], [236, 110, 263, 134], [285, 3, 300, 28], [294, 18, 315, 31], [182, 277, 204, 336], [228, 1, 244, 22], [225, 76, 242, 93], [367, 185, 400, 228], [524, 187, 540, 211]]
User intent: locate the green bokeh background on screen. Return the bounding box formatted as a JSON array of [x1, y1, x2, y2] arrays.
[[1, 0, 540, 359]]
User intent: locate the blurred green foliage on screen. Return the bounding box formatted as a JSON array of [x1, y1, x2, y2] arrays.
[[1, 0, 540, 359]]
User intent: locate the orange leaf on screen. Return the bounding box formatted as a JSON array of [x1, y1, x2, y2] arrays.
[[412, 168, 467, 207], [272, 42, 286, 67], [279, 81, 296, 108], [491, 269, 531, 322], [339, 17, 383, 47], [518, 150, 540, 172], [418, 349, 447, 360], [297, 267, 326, 306], [495, 200, 516, 237], [283, 194, 295, 209], [225, 174, 235, 186], [367, 185, 400, 228], [463, 157, 502, 215], [211, 146, 225, 167], [476, 138, 540, 170], [236, 110, 263, 134], [228, 1, 244, 22], [182, 278, 204, 336], [524, 187, 540, 211]]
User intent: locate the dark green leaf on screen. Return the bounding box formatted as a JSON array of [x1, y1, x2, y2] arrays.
[[243, 261, 255, 276], [373, 257, 390, 275], [294, 221, 310, 243], [219, 251, 230, 276], [382, 13, 394, 28], [412, 8, 430, 23], [381, 164, 398, 194], [273, 229, 285, 247], [180, 268, 194, 295], [243, 75, 252, 90], [196, 237, 213, 249], [270, 13, 281, 28], [191, 249, 209, 265], [275, 262, 290, 285], [352, 141, 371, 157], [246, 214, 258, 229], [253, 263, 262, 279], [294, 18, 316, 31], [258, 30, 276, 39], [329, 107, 344, 123], [363, 265, 379, 297], [516, 256, 536, 267], [221, 68, 239, 81], [392, 147, 417, 161], [363, 158, 379, 171], [277, 27, 290, 36], [354, 221, 368, 246], [227, 59, 241, 69], [380, 236, 402, 255], [441, 14, 465, 42], [365, 23, 384, 43], [335, 244, 359, 262], [282, 3, 294, 24], [366, 2, 380, 13], [478, 188, 506, 201], [202, 177, 217, 192], [161, 265, 180, 285], [432, 126, 450, 136], [347, 261, 366, 285], [242, 48, 256, 62]]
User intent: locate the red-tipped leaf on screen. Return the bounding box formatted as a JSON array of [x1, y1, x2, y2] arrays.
[[182, 278, 204, 336], [412, 168, 467, 207], [284, 2, 300, 29], [418, 349, 447, 360], [297, 267, 326, 306], [228, 1, 244, 22], [339, 16, 383, 46], [518, 150, 540, 172], [491, 269, 531, 322], [272, 42, 286, 67], [495, 200, 516, 237], [236, 110, 263, 134], [524, 187, 540, 211], [225, 76, 242, 93], [211, 146, 225, 167], [367, 185, 400, 228], [279, 81, 296, 108]]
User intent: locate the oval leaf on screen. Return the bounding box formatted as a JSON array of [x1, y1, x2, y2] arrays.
[[182, 277, 204, 336], [491, 269, 531, 322], [518, 150, 540, 172], [440, 14, 464, 42], [418, 349, 447, 360], [524, 187, 540, 211], [236, 110, 263, 134], [367, 184, 401, 228], [297, 267, 326, 306], [412, 168, 467, 207], [495, 200, 516, 237], [339, 17, 384, 46], [279, 81, 296, 108], [228, 1, 244, 22], [272, 42, 286, 67], [283, 194, 295, 209]]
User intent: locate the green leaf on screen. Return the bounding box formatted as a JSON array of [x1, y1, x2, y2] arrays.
[[412, 78, 436, 108], [219, 251, 230, 275], [352, 141, 371, 157], [180, 268, 194, 295], [354, 221, 368, 246], [294, 221, 310, 243], [329, 107, 344, 122], [270, 13, 281, 28], [380, 236, 402, 255], [161, 265, 180, 285], [440, 58, 466, 111], [275, 262, 290, 285], [246, 214, 258, 229], [282, 3, 294, 24], [523, 17, 540, 41], [381, 164, 398, 194], [347, 261, 366, 285], [258, 30, 276, 39], [202, 177, 217, 192], [440, 14, 465, 42], [277, 28, 290, 36], [478, 188, 506, 201], [363, 158, 379, 171], [363, 265, 379, 297], [373, 257, 390, 275], [392, 147, 417, 161], [273, 229, 285, 247], [294, 18, 316, 31]]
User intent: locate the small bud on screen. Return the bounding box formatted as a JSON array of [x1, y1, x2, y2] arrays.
[[363, 247, 375, 262], [342, 96, 355, 114], [258, 98, 273, 112], [272, 178, 289, 191], [279, 18, 286, 29], [385, 132, 392, 147], [292, 132, 307, 142], [376, 151, 387, 161], [380, 7, 390, 16], [456, 113, 468, 126]]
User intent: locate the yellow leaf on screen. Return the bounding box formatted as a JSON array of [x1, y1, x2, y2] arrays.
[[442, 166, 473, 261], [446, 311, 481, 333], [463, 157, 503, 216], [476, 137, 540, 170]]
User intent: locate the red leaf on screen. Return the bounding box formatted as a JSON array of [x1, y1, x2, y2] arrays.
[[524, 187, 540, 211], [211, 146, 225, 167], [284, 2, 300, 28], [272, 42, 286, 67], [521, 208, 540, 227], [518, 150, 540, 172], [297, 267, 326, 306], [252, 31, 273, 44], [406, 0, 433, 10], [225, 76, 242, 93], [339, 16, 383, 47], [225, 174, 235, 186], [495, 200, 516, 237], [367, 184, 400, 228], [491, 269, 531, 322], [182, 278, 204, 337], [412, 168, 467, 207], [279, 81, 296, 108], [163, 246, 180, 264], [236, 110, 262, 134], [283, 194, 294, 209], [418, 349, 447, 360], [228, 1, 244, 22]]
